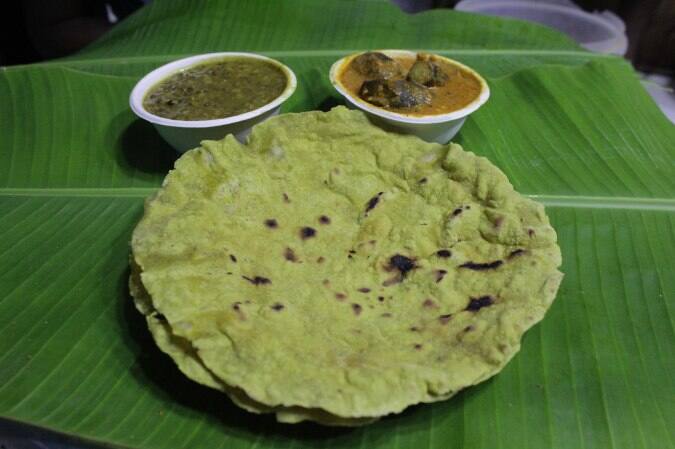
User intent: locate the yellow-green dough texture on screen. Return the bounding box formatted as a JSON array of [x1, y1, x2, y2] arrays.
[[130, 107, 563, 424]]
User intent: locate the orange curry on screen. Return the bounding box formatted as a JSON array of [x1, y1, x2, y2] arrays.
[[339, 54, 481, 116]]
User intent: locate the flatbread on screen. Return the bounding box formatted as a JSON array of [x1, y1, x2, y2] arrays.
[[130, 260, 374, 425], [130, 107, 562, 424]]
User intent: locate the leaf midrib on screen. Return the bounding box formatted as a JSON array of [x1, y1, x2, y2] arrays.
[[0, 188, 672, 211], [1, 48, 610, 73]]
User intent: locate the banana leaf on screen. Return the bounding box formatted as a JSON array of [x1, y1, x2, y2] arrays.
[[1, 1, 673, 448]]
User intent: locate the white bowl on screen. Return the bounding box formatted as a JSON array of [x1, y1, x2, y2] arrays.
[[455, 1, 628, 55], [130, 52, 297, 153], [329, 50, 489, 144]]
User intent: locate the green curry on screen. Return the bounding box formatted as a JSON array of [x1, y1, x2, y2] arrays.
[[143, 57, 288, 121]]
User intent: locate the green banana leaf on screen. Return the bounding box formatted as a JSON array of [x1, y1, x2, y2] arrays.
[[1, 1, 673, 448]]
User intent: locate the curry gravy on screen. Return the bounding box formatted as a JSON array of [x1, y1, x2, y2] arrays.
[[339, 55, 482, 116]]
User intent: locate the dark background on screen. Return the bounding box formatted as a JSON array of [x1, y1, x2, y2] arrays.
[[572, 0, 674, 72], [0, 0, 673, 73]]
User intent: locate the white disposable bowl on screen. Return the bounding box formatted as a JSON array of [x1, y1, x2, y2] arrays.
[[130, 52, 297, 153], [455, 1, 628, 55], [329, 50, 489, 144]]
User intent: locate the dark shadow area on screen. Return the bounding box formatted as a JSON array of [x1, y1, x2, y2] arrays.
[[118, 268, 356, 443], [115, 118, 178, 175], [0, 418, 115, 449], [316, 96, 345, 112]]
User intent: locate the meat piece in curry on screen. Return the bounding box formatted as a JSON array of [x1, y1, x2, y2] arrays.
[[359, 78, 431, 109], [350, 52, 404, 80], [407, 53, 448, 87]]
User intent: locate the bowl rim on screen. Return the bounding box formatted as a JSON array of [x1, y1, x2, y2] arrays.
[[329, 50, 490, 124], [129, 52, 297, 129]]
